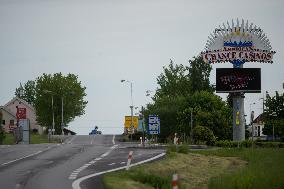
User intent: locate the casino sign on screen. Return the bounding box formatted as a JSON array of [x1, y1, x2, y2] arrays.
[[201, 19, 276, 67]]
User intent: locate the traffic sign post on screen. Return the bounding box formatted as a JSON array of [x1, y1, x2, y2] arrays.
[[148, 115, 160, 143]]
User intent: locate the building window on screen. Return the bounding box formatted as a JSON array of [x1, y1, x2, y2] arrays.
[[10, 120, 14, 126], [2, 120, 5, 125]]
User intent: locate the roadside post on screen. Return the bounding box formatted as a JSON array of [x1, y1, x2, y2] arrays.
[[172, 173, 178, 189], [126, 151, 133, 171], [148, 115, 160, 145]]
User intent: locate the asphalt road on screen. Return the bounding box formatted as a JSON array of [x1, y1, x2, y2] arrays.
[[0, 135, 165, 189]]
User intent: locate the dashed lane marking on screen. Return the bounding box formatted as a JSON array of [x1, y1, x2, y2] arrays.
[[68, 144, 118, 180], [72, 152, 166, 189]]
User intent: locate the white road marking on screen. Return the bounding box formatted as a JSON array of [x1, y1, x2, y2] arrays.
[[108, 163, 116, 166], [112, 135, 115, 145], [68, 136, 78, 144], [69, 144, 118, 180], [101, 151, 110, 157], [72, 152, 166, 189], [1, 150, 43, 166], [120, 162, 126, 164]]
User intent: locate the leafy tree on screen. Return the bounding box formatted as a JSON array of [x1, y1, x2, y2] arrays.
[[144, 95, 186, 141], [34, 73, 87, 134], [187, 56, 214, 93], [154, 59, 190, 100], [144, 57, 232, 141], [263, 91, 284, 140], [178, 91, 232, 140], [15, 81, 36, 105]]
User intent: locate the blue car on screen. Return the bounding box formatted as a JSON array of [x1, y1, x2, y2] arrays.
[[89, 129, 97, 135]]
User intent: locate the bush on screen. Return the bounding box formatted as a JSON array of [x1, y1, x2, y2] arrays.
[[193, 126, 216, 145], [0, 126, 5, 145], [215, 140, 284, 148]]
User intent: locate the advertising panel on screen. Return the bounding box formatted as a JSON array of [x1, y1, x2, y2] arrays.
[[216, 68, 261, 93]]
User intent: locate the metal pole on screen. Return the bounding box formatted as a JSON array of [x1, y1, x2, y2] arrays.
[[61, 96, 64, 135], [52, 95, 55, 135], [273, 125, 275, 141], [190, 110, 193, 143], [130, 82, 134, 141], [141, 106, 145, 147]]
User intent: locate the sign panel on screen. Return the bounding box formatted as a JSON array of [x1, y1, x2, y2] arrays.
[[124, 116, 139, 129], [216, 68, 261, 93], [148, 115, 160, 135], [201, 19, 275, 67], [16, 107, 27, 119]]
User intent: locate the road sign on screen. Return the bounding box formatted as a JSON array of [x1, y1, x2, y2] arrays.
[[148, 115, 160, 135], [16, 107, 26, 119], [124, 116, 139, 129]]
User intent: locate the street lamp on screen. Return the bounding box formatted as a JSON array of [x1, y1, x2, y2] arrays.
[[43, 90, 55, 140], [270, 112, 277, 141], [121, 79, 134, 141], [249, 102, 256, 141]]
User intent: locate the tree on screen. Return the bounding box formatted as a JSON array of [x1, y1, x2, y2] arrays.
[[144, 57, 231, 141], [34, 73, 87, 134], [263, 91, 284, 140], [154, 59, 190, 100], [187, 56, 214, 93], [15, 81, 36, 105], [178, 91, 232, 140], [144, 95, 186, 141]]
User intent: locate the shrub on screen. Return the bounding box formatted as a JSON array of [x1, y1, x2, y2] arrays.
[[193, 126, 216, 145], [0, 126, 5, 145]]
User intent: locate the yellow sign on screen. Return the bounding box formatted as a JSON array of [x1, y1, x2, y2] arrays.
[[124, 116, 139, 129]]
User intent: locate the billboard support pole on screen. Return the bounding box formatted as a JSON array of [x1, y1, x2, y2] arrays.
[[232, 93, 245, 141]]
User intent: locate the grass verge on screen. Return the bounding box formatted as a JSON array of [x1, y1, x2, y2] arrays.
[[103, 151, 246, 189], [191, 148, 284, 189], [2, 133, 60, 144]]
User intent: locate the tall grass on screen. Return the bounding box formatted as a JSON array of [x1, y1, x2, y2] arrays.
[[192, 148, 284, 189]]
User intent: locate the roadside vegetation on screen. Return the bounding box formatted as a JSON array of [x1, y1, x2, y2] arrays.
[[103, 146, 246, 189], [2, 133, 60, 144], [103, 147, 284, 189]]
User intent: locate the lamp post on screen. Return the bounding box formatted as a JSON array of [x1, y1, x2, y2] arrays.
[[121, 80, 134, 141], [43, 90, 55, 141], [270, 112, 277, 141], [249, 102, 256, 141], [61, 96, 64, 135]]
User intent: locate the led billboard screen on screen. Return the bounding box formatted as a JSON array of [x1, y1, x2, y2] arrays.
[[216, 68, 261, 93]]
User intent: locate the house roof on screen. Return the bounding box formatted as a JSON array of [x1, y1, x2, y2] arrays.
[[253, 113, 265, 124], [0, 106, 17, 119], [4, 96, 35, 111]]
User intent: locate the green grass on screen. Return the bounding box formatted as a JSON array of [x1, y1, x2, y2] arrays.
[[2, 133, 60, 144], [103, 151, 246, 189], [2, 133, 15, 145], [191, 148, 284, 189]]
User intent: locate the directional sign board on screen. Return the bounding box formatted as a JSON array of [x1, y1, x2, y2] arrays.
[[148, 115, 160, 135]]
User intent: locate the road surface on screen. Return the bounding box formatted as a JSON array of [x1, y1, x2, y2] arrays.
[[0, 135, 165, 189]]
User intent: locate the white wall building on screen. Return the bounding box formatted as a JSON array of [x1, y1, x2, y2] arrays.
[[0, 97, 43, 134]]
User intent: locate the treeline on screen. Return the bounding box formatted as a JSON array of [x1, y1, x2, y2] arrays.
[[143, 57, 232, 143]]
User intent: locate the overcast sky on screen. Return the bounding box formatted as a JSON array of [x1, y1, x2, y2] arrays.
[[1, 0, 283, 135]]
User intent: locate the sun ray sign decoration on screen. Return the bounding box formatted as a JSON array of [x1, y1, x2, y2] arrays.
[[201, 19, 276, 67]]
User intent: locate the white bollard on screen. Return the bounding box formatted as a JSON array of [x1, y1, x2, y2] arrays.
[[172, 173, 178, 189], [126, 151, 133, 170]]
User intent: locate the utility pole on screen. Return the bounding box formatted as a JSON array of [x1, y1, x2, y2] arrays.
[[141, 106, 145, 147], [61, 96, 64, 135]]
